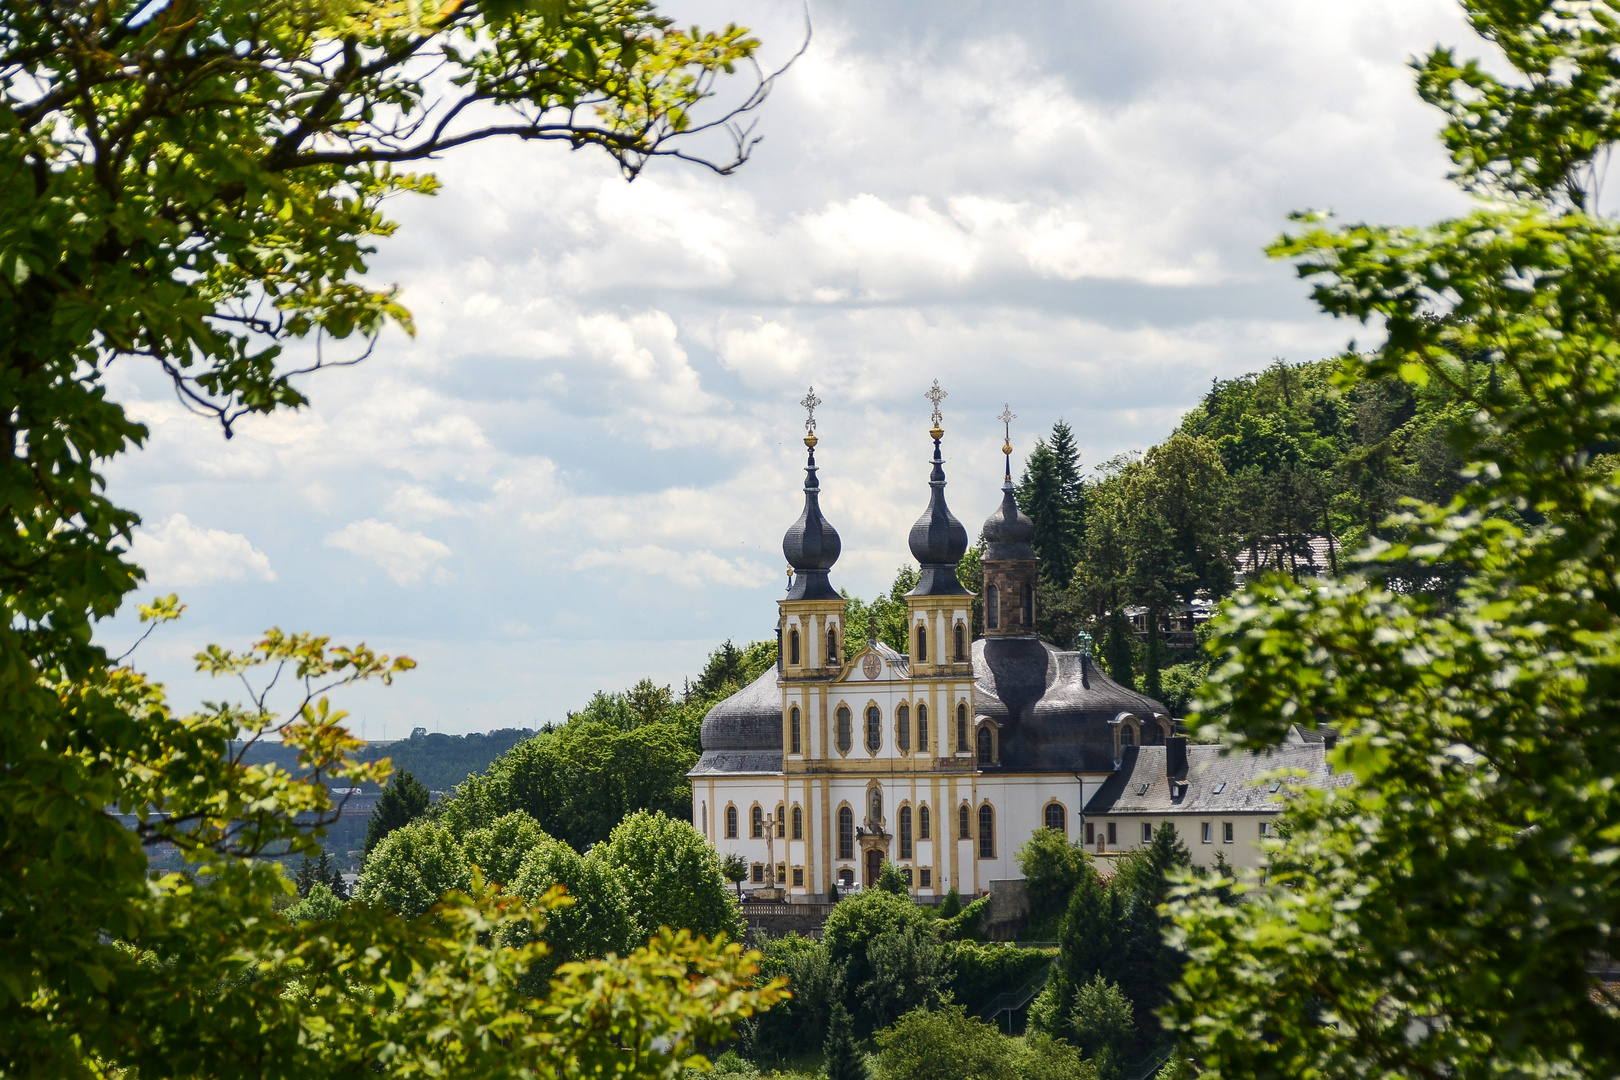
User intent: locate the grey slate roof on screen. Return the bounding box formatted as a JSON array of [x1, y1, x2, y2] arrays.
[[1084, 743, 1344, 816], [691, 666, 784, 777]]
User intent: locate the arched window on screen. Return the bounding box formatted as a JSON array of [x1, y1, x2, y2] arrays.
[[955, 622, 966, 661], [838, 806, 854, 860], [1122, 723, 1137, 748], [916, 624, 927, 664], [986, 584, 1000, 629], [899, 806, 913, 859], [918, 804, 931, 839], [979, 804, 995, 858], [792, 805, 803, 840], [828, 627, 838, 664], [726, 805, 738, 839], [977, 726, 993, 765], [776, 804, 785, 837], [751, 805, 764, 838], [958, 803, 971, 840], [789, 627, 800, 665], [870, 789, 883, 825], [866, 705, 881, 753], [957, 703, 969, 752], [897, 704, 911, 752], [835, 705, 852, 754], [790, 705, 802, 754], [1044, 802, 1066, 833], [1021, 581, 1033, 628], [917, 703, 928, 752]]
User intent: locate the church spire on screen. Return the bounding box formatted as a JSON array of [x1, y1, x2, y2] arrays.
[[782, 387, 841, 601], [981, 404, 1038, 636], [907, 380, 970, 597]]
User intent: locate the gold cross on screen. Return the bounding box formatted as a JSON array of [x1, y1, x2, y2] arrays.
[[800, 386, 821, 435], [998, 404, 1016, 444], [925, 379, 947, 428]]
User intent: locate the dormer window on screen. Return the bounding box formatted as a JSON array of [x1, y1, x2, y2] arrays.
[[977, 726, 993, 765], [986, 585, 1000, 629], [789, 628, 800, 666]]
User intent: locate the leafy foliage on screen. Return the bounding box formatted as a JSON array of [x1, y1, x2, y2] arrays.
[[364, 767, 432, 855], [1068, 977, 1135, 1080], [872, 1006, 1094, 1080], [1165, 4, 1620, 1078], [592, 811, 743, 943]]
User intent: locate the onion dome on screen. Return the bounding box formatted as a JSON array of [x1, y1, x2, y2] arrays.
[[982, 482, 1036, 561], [907, 423, 971, 596], [782, 434, 842, 600]]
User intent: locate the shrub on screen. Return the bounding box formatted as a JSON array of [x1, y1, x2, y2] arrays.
[[354, 820, 470, 918], [943, 941, 1054, 1015], [1016, 829, 1089, 939], [460, 810, 548, 886], [282, 881, 345, 923], [873, 1005, 1018, 1080], [823, 889, 935, 1007], [860, 926, 950, 1031]]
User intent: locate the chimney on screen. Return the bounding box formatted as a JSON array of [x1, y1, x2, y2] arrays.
[[1166, 734, 1188, 783]]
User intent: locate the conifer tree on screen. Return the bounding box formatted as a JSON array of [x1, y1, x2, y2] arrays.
[[364, 769, 431, 858], [823, 1001, 867, 1080]]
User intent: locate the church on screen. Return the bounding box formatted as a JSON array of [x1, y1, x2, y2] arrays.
[[689, 389, 1332, 900]]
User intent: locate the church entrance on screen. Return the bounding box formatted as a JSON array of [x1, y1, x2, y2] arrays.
[[865, 849, 882, 887]]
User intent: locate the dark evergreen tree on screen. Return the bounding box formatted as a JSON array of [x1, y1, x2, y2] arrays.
[[1017, 420, 1086, 586], [823, 1001, 867, 1080], [363, 769, 431, 857]]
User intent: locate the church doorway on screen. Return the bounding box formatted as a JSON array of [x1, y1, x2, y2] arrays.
[[865, 849, 882, 887]]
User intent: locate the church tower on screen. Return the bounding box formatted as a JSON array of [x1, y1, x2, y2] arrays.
[[905, 381, 974, 679], [980, 406, 1039, 637], [779, 388, 846, 684]]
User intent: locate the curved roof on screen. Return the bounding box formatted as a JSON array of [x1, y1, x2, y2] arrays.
[[782, 442, 841, 601], [691, 665, 783, 776], [973, 638, 1168, 773], [981, 485, 1036, 561], [906, 438, 971, 595]]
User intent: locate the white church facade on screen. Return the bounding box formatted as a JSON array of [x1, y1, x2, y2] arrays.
[[691, 391, 1332, 899]]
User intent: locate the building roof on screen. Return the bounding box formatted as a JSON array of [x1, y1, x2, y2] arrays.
[[1084, 742, 1344, 816], [782, 440, 842, 601], [907, 434, 972, 596], [691, 665, 784, 777], [980, 483, 1036, 561]]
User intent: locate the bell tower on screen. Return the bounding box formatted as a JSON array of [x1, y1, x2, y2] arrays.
[[779, 387, 847, 682], [905, 381, 974, 676], [980, 405, 1039, 638]]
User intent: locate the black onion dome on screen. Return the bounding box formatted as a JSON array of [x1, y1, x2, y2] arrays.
[[908, 435, 971, 596], [782, 440, 841, 600], [690, 666, 783, 776], [972, 638, 1169, 773], [982, 482, 1036, 561]]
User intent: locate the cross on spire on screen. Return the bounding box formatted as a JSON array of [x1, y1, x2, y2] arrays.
[[925, 379, 947, 428], [998, 404, 1016, 443], [800, 386, 821, 435]]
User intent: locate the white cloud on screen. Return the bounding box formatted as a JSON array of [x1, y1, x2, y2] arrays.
[[572, 545, 774, 589], [131, 514, 276, 586], [324, 520, 454, 586]]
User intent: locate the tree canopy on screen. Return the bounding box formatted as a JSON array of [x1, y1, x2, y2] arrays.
[[1165, 4, 1620, 1077]]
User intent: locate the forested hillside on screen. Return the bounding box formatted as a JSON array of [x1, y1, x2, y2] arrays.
[[1011, 356, 1483, 710]]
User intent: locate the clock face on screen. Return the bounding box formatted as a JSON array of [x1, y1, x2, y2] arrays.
[[861, 654, 882, 680]]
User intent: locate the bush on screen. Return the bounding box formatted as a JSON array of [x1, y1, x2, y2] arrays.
[[823, 889, 935, 1009], [937, 888, 963, 919], [876, 859, 909, 895], [744, 933, 840, 1061], [937, 894, 990, 941], [282, 881, 345, 923], [460, 810, 548, 886], [873, 1005, 1018, 1080], [1016, 829, 1089, 939], [859, 926, 950, 1031], [1017, 1033, 1097, 1080], [943, 941, 1054, 1015]]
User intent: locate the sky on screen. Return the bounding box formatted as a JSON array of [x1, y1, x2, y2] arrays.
[[100, 0, 1481, 738]]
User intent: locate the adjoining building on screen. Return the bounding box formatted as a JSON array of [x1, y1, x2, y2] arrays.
[[691, 394, 1335, 899]]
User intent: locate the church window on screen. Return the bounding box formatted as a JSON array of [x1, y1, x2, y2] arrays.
[[1107, 821, 1117, 845], [726, 805, 738, 839], [1122, 724, 1136, 748], [899, 806, 913, 859], [954, 622, 966, 661], [828, 627, 838, 664], [866, 705, 881, 753], [919, 804, 931, 839], [986, 585, 1000, 629], [916, 624, 927, 663], [792, 805, 803, 840], [751, 806, 764, 838], [793, 867, 804, 888], [777, 862, 787, 883], [1044, 802, 1065, 832], [921, 868, 932, 888], [835, 706, 852, 754], [897, 704, 911, 752], [1085, 822, 1095, 845], [790, 706, 801, 754], [956, 703, 969, 751], [776, 804, 786, 837], [789, 628, 800, 665], [839, 868, 855, 888], [977, 726, 993, 765], [1021, 581, 1033, 628], [978, 804, 995, 858], [917, 704, 928, 751], [838, 806, 854, 860], [702, 803, 708, 833], [751, 863, 764, 884], [958, 803, 971, 840]]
